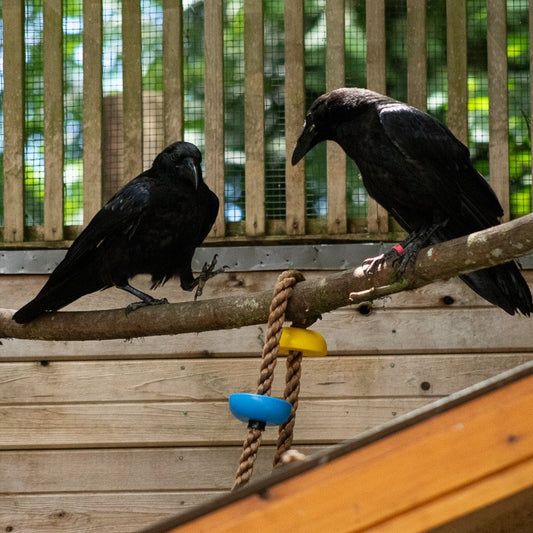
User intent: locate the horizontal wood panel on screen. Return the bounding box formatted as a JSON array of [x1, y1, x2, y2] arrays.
[[0, 398, 429, 449], [0, 446, 323, 493], [1, 354, 531, 404], [0, 492, 218, 533]]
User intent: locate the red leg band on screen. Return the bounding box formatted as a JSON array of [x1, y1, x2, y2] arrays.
[[392, 243, 404, 255]]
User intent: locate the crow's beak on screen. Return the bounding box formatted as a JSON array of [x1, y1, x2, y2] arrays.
[[291, 122, 319, 166], [184, 157, 200, 189]]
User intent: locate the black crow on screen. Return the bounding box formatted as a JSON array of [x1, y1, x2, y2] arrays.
[[13, 141, 221, 324], [292, 87, 532, 315]]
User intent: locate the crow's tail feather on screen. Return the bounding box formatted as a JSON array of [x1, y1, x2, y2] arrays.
[[460, 262, 532, 316]]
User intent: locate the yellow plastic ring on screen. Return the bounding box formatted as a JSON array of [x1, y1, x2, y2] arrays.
[[278, 327, 327, 357]]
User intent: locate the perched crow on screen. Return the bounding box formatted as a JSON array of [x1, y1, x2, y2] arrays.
[[13, 141, 221, 324], [292, 87, 533, 315]]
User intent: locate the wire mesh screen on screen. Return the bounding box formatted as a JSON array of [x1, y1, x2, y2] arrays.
[[0, 0, 532, 240], [264, 1, 286, 221], [24, 1, 45, 226]]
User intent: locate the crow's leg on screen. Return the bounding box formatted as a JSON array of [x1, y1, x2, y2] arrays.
[[118, 284, 169, 315], [193, 254, 229, 300], [363, 221, 447, 277]]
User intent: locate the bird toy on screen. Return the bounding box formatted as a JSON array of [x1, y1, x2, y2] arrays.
[[229, 270, 327, 490]]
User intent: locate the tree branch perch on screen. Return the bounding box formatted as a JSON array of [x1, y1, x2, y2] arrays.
[[2, 213, 533, 341]]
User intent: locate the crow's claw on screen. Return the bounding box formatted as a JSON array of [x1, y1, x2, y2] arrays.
[[194, 254, 229, 300], [125, 297, 168, 316]]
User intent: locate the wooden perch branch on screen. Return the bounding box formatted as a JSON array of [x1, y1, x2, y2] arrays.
[[1, 213, 533, 341]]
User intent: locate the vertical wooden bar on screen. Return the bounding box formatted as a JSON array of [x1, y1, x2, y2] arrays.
[[83, 0, 104, 225], [3, 2, 25, 242], [365, 0, 388, 235], [487, 0, 509, 220], [446, 0, 468, 145], [122, 0, 143, 184], [244, 0, 265, 236], [204, 0, 225, 237], [43, 0, 64, 240], [163, 0, 184, 143], [284, 0, 305, 235], [406, 0, 427, 111], [530, 0, 533, 214], [326, 0, 346, 234]]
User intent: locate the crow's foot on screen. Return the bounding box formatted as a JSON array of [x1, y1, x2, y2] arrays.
[[194, 254, 229, 300], [125, 297, 169, 316]]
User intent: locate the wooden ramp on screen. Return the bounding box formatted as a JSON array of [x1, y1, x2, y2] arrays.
[[139, 361, 533, 533]]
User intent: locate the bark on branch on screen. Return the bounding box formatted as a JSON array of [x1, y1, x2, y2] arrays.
[[2, 213, 533, 341]]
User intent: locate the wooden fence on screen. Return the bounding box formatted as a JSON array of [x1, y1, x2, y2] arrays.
[[1, 0, 530, 245]]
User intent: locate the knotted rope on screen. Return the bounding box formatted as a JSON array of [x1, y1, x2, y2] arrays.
[[232, 270, 305, 490]]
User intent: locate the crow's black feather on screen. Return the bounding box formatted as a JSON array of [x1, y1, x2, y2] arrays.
[[292, 88, 532, 315], [13, 141, 219, 323]]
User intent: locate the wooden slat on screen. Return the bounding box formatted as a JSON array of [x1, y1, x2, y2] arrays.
[[244, 0, 265, 236], [159, 370, 533, 533], [83, 0, 104, 224], [530, 0, 533, 215], [43, 0, 64, 240], [1, 354, 531, 405], [2, 1, 25, 242], [284, 0, 306, 235], [446, 0, 468, 145], [0, 398, 428, 449], [0, 446, 322, 493], [487, 0, 510, 220], [0, 493, 221, 533], [122, 0, 144, 184], [163, 0, 184, 143], [326, 0, 347, 234], [365, 0, 389, 234], [406, 0, 427, 111], [204, 0, 226, 237]]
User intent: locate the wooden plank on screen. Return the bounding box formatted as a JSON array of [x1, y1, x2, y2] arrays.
[[2, 1, 26, 242], [284, 0, 306, 235], [163, 0, 184, 143], [244, 0, 265, 236], [365, 0, 389, 234], [1, 354, 531, 405], [446, 0, 468, 145], [122, 0, 144, 185], [0, 446, 323, 493], [83, 0, 104, 224], [487, 0, 510, 220], [406, 0, 427, 111], [326, 0, 347, 234], [155, 369, 533, 533], [43, 0, 64, 240], [0, 398, 428, 449], [204, 0, 226, 237], [531, 0, 533, 215], [0, 493, 221, 533]]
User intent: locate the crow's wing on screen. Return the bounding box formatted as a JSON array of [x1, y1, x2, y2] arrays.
[[50, 178, 152, 280], [378, 104, 503, 226]]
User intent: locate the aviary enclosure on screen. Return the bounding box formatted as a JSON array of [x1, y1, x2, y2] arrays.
[[1, 1, 533, 531]]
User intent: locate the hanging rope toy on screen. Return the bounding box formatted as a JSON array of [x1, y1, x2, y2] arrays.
[[229, 270, 327, 490]]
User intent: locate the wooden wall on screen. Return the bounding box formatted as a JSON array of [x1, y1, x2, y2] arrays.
[[1, 269, 533, 532]]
